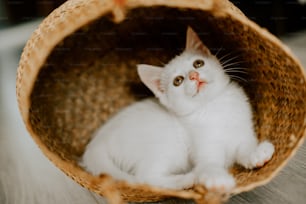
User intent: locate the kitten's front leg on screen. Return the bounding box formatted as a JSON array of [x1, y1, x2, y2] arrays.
[[236, 139, 275, 169], [193, 144, 236, 192], [197, 165, 236, 192]]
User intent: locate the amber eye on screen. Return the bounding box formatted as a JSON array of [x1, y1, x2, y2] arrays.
[[173, 75, 184, 87], [193, 59, 205, 69]]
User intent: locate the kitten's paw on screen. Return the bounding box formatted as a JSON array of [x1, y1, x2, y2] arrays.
[[249, 141, 275, 169], [199, 171, 236, 192]]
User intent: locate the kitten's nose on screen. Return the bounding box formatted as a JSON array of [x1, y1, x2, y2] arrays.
[[189, 71, 199, 81]]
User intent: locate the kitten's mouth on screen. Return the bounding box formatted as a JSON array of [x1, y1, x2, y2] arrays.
[[192, 80, 207, 97], [197, 80, 206, 92]]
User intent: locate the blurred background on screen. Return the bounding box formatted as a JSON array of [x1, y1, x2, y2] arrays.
[[0, 0, 305, 34], [0, 0, 305, 204]]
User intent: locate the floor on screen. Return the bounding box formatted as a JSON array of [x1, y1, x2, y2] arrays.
[[0, 20, 305, 204]]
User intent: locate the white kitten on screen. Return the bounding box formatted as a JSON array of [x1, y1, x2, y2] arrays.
[[137, 27, 275, 191], [81, 98, 194, 189], [82, 27, 275, 191]]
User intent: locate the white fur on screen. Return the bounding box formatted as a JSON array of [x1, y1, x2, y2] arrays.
[[81, 27, 275, 191], [139, 51, 275, 190], [81, 99, 194, 189]]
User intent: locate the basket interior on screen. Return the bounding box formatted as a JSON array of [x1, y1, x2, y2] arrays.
[[29, 6, 306, 191]]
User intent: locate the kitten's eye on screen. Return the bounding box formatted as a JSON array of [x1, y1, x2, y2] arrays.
[[173, 76, 184, 87], [193, 59, 205, 69]]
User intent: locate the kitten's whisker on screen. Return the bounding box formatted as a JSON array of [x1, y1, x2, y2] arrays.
[[222, 61, 245, 68], [225, 68, 248, 72], [229, 75, 247, 82], [225, 70, 248, 74], [224, 67, 248, 72], [220, 56, 241, 66], [230, 77, 247, 83], [218, 51, 239, 62], [221, 60, 241, 68], [225, 66, 247, 69], [214, 47, 224, 57], [218, 52, 233, 62], [220, 52, 243, 61], [223, 64, 245, 69]]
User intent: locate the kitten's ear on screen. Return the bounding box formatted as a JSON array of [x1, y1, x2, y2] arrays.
[[186, 26, 211, 55], [137, 64, 164, 98]]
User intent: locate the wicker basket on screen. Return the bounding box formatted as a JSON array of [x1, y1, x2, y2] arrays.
[[16, 0, 306, 203]]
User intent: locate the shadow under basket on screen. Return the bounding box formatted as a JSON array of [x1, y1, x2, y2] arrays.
[[16, 0, 306, 203]]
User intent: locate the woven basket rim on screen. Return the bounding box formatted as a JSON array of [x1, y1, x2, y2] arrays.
[[16, 0, 306, 202]]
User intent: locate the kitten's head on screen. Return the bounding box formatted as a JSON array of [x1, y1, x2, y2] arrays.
[[137, 27, 230, 116]]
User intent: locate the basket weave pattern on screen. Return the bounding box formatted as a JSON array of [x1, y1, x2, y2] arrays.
[[17, 0, 306, 203]]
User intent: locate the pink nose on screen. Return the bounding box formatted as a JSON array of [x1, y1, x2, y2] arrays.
[[189, 71, 199, 81]]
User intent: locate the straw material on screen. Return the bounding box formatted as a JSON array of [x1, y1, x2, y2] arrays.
[[16, 0, 306, 203]]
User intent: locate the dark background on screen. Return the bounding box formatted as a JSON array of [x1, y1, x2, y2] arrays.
[[0, 0, 305, 36], [232, 0, 306, 35]]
